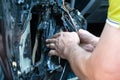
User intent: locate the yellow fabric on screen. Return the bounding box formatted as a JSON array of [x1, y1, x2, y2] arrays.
[[108, 0, 120, 27]]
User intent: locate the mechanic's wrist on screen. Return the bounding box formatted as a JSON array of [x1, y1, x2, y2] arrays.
[[64, 44, 92, 79], [63, 43, 80, 60]]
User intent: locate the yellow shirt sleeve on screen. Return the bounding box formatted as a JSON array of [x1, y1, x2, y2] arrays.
[[107, 0, 120, 28]]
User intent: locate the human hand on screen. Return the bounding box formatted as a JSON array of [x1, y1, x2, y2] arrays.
[[46, 32, 80, 59], [78, 29, 99, 52]]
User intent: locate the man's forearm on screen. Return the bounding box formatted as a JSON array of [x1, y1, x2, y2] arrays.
[[66, 23, 120, 80], [64, 44, 92, 80]]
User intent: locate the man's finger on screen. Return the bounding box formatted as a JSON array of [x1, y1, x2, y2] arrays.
[[49, 50, 58, 56], [46, 39, 57, 43], [80, 44, 94, 52], [46, 43, 56, 49], [52, 33, 61, 38]]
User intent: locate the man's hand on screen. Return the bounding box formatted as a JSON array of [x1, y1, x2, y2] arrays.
[[78, 29, 99, 52], [46, 29, 99, 58], [46, 32, 80, 59]]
